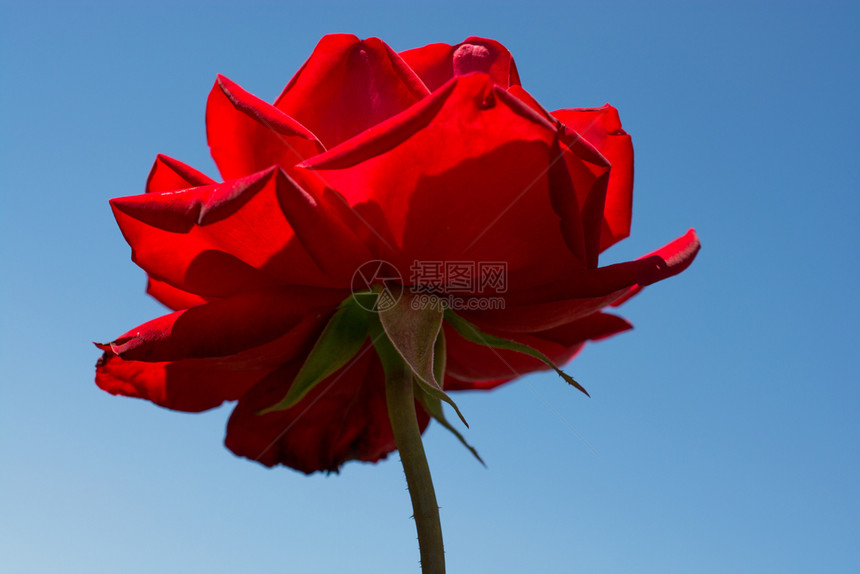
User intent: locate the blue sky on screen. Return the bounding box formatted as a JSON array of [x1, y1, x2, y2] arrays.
[[1, 1, 858, 573]]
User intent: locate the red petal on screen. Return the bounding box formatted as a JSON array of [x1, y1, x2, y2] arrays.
[[610, 227, 701, 307], [444, 312, 633, 388], [274, 34, 428, 149], [113, 170, 280, 297], [111, 168, 347, 297], [101, 285, 343, 363], [636, 228, 700, 283], [445, 373, 512, 392], [94, 310, 327, 413], [95, 350, 267, 413], [553, 105, 634, 252], [207, 75, 325, 181], [274, 174, 375, 284], [400, 37, 521, 92], [464, 288, 632, 333], [550, 128, 612, 268], [142, 154, 218, 308], [505, 85, 553, 121], [300, 73, 602, 293], [557, 121, 622, 267], [497, 95, 617, 269], [225, 347, 430, 473], [146, 277, 209, 310], [145, 154, 215, 194], [461, 229, 701, 332]]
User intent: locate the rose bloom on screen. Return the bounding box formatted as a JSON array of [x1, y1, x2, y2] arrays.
[[96, 35, 699, 474]]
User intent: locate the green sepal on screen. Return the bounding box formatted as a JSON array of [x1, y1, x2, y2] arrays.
[[258, 296, 370, 414], [369, 313, 413, 382], [374, 290, 468, 427], [414, 329, 485, 465], [351, 290, 380, 312], [377, 288, 442, 387], [443, 308, 589, 397]]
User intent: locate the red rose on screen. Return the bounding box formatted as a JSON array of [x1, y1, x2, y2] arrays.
[[96, 34, 699, 474]]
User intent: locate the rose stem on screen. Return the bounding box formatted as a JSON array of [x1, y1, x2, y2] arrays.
[[385, 368, 445, 574]]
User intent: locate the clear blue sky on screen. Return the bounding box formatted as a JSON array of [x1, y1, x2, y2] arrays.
[[1, 1, 858, 573]]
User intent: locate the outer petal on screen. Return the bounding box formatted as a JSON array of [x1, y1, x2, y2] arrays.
[[145, 153, 216, 194], [145, 278, 208, 310], [400, 37, 521, 91], [113, 169, 289, 297], [225, 347, 430, 473], [207, 75, 325, 181], [143, 154, 216, 309], [553, 105, 634, 252], [96, 351, 269, 413], [493, 93, 619, 267], [95, 324, 315, 413], [111, 168, 369, 297], [474, 92, 625, 265], [299, 73, 611, 294], [444, 312, 633, 388], [94, 294, 336, 412], [273, 175, 377, 284], [556, 123, 611, 268], [445, 373, 509, 392], [99, 285, 345, 363], [505, 85, 553, 120], [274, 34, 429, 149], [461, 229, 701, 332]]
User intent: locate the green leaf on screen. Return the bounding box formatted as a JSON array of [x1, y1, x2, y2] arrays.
[[374, 291, 468, 427], [443, 308, 589, 397], [414, 329, 484, 465], [258, 297, 370, 414]]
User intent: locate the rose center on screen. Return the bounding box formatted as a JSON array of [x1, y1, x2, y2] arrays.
[[453, 43, 493, 76]]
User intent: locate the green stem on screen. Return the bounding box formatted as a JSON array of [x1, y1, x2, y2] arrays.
[[386, 367, 445, 574]]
